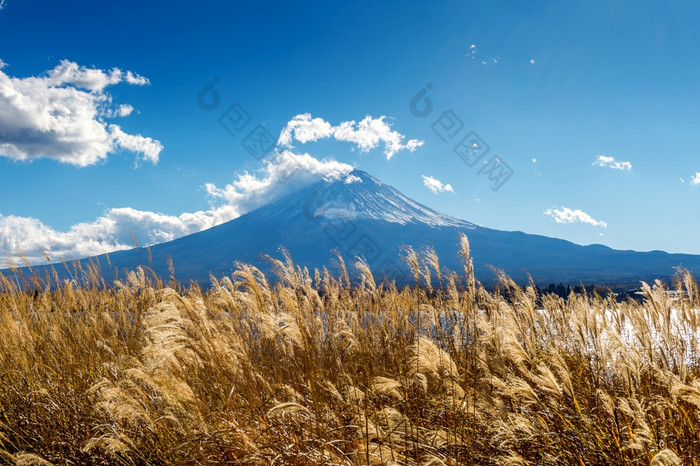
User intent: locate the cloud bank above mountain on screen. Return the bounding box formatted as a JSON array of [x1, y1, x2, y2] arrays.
[[0, 150, 355, 265]]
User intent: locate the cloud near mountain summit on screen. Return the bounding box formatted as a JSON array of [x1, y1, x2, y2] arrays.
[[278, 113, 423, 159]]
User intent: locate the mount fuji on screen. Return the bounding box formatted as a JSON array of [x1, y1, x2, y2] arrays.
[[14, 170, 700, 287]]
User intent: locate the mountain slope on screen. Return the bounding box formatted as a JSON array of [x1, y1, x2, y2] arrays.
[[12, 170, 700, 287]]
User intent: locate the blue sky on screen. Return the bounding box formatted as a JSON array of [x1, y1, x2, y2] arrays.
[[1, 0, 700, 264]]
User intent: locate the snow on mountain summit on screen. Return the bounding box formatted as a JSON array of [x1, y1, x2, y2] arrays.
[[253, 169, 474, 228]]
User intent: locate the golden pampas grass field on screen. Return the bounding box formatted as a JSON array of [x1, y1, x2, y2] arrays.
[[0, 236, 699, 465]]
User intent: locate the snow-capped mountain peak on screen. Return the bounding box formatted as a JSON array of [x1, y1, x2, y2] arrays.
[[256, 169, 473, 228]]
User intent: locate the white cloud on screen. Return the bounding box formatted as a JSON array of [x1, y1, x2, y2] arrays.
[[0, 151, 354, 265], [0, 207, 236, 267], [45, 60, 149, 92], [529, 59, 535, 64], [0, 1, 5, 10], [422, 175, 454, 194], [278, 114, 333, 146], [593, 155, 632, 172], [117, 104, 134, 117], [691, 172, 700, 186], [531, 158, 537, 163], [0, 59, 162, 166], [278, 113, 423, 159], [102, 104, 135, 118], [544, 207, 607, 228], [110, 125, 163, 165], [204, 150, 353, 212], [124, 71, 149, 86], [344, 174, 362, 184]]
